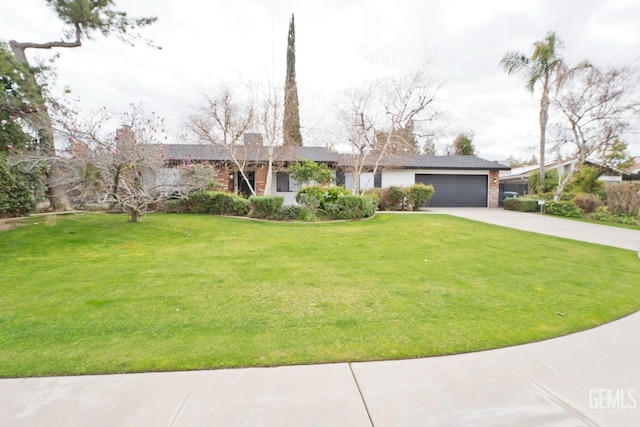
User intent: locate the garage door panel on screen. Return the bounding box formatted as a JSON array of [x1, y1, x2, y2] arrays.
[[415, 174, 487, 207]]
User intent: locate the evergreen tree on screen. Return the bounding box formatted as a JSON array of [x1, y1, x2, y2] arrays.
[[451, 133, 475, 155], [283, 14, 302, 146]]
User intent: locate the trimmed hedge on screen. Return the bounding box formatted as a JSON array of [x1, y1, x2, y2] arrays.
[[367, 184, 434, 211], [326, 195, 377, 220], [166, 191, 250, 216], [167, 189, 376, 221], [406, 184, 435, 211], [503, 198, 540, 212], [544, 201, 584, 218], [249, 196, 284, 220], [386, 186, 407, 210]]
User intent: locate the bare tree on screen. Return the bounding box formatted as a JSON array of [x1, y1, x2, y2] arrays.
[[62, 104, 171, 222], [339, 65, 439, 194], [552, 66, 640, 200], [189, 86, 256, 196], [254, 82, 284, 195]]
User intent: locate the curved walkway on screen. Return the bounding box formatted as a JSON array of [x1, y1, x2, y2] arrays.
[[1, 209, 638, 426]]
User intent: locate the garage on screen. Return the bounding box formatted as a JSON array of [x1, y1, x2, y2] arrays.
[[415, 174, 488, 207]]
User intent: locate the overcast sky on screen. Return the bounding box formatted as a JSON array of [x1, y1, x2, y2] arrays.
[[2, 0, 639, 160]]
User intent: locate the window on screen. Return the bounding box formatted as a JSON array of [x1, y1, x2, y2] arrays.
[[276, 172, 290, 192], [374, 172, 382, 188]]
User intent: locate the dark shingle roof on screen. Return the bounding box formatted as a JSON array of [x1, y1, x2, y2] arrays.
[[381, 155, 511, 170], [161, 144, 510, 170], [163, 144, 341, 163]]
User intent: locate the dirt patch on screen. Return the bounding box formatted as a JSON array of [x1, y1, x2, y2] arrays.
[[0, 219, 22, 233]]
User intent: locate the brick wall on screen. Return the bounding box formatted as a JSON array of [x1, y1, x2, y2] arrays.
[[214, 167, 234, 193], [255, 166, 267, 196], [488, 170, 500, 208]]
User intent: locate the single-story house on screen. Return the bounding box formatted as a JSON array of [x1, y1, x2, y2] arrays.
[[157, 141, 510, 208]]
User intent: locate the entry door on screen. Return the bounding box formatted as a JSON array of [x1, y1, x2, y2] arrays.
[[238, 171, 255, 198]]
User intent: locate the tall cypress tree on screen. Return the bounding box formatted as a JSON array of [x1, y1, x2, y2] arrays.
[[283, 14, 302, 146]]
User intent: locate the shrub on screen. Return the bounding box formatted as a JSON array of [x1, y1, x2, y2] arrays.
[[528, 169, 558, 194], [406, 184, 435, 211], [166, 191, 249, 216], [281, 205, 301, 220], [503, 198, 539, 212], [248, 196, 284, 220], [386, 186, 407, 210], [0, 157, 37, 217], [326, 195, 377, 220], [367, 188, 390, 210], [605, 183, 640, 216], [165, 199, 186, 213], [298, 207, 316, 222], [296, 185, 324, 207], [591, 209, 640, 226], [566, 166, 604, 195], [544, 201, 583, 218], [295, 185, 350, 210], [231, 198, 251, 216], [572, 193, 601, 214]]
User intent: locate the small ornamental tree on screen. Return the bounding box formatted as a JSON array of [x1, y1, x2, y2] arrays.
[[64, 104, 175, 222], [290, 160, 334, 187]]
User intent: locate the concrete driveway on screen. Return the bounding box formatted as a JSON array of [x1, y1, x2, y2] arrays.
[[1, 208, 638, 426], [427, 207, 640, 252]]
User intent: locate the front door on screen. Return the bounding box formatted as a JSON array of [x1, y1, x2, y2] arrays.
[[238, 171, 255, 198]]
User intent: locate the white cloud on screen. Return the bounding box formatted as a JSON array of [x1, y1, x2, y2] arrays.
[[1, 0, 638, 159]]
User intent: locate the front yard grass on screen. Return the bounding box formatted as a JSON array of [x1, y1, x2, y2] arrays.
[[1, 213, 639, 377]]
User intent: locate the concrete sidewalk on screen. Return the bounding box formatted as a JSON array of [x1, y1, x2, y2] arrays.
[[2, 208, 638, 426]]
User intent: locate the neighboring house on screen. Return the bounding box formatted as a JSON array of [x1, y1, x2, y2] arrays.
[[632, 156, 640, 175], [158, 143, 510, 208], [500, 158, 640, 195]]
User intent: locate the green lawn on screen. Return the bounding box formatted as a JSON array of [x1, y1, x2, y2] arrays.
[[1, 213, 639, 378]]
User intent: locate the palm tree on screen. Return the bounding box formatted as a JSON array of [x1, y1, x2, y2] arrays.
[[500, 31, 568, 186]]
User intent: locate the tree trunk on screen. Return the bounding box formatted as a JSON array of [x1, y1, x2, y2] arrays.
[[264, 158, 273, 196], [538, 83, 549, 189], [9, 41, 73, 211], [554, 170, 574, 201]]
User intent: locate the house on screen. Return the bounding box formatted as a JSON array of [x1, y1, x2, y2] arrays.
[[161, 143, 341, 205], [337, 154, 510, 208], [500, 158, 640, 195], [158, 142, 510, 208]]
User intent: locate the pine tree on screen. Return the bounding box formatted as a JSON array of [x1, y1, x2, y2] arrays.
[[283, 14, 302, 146]]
